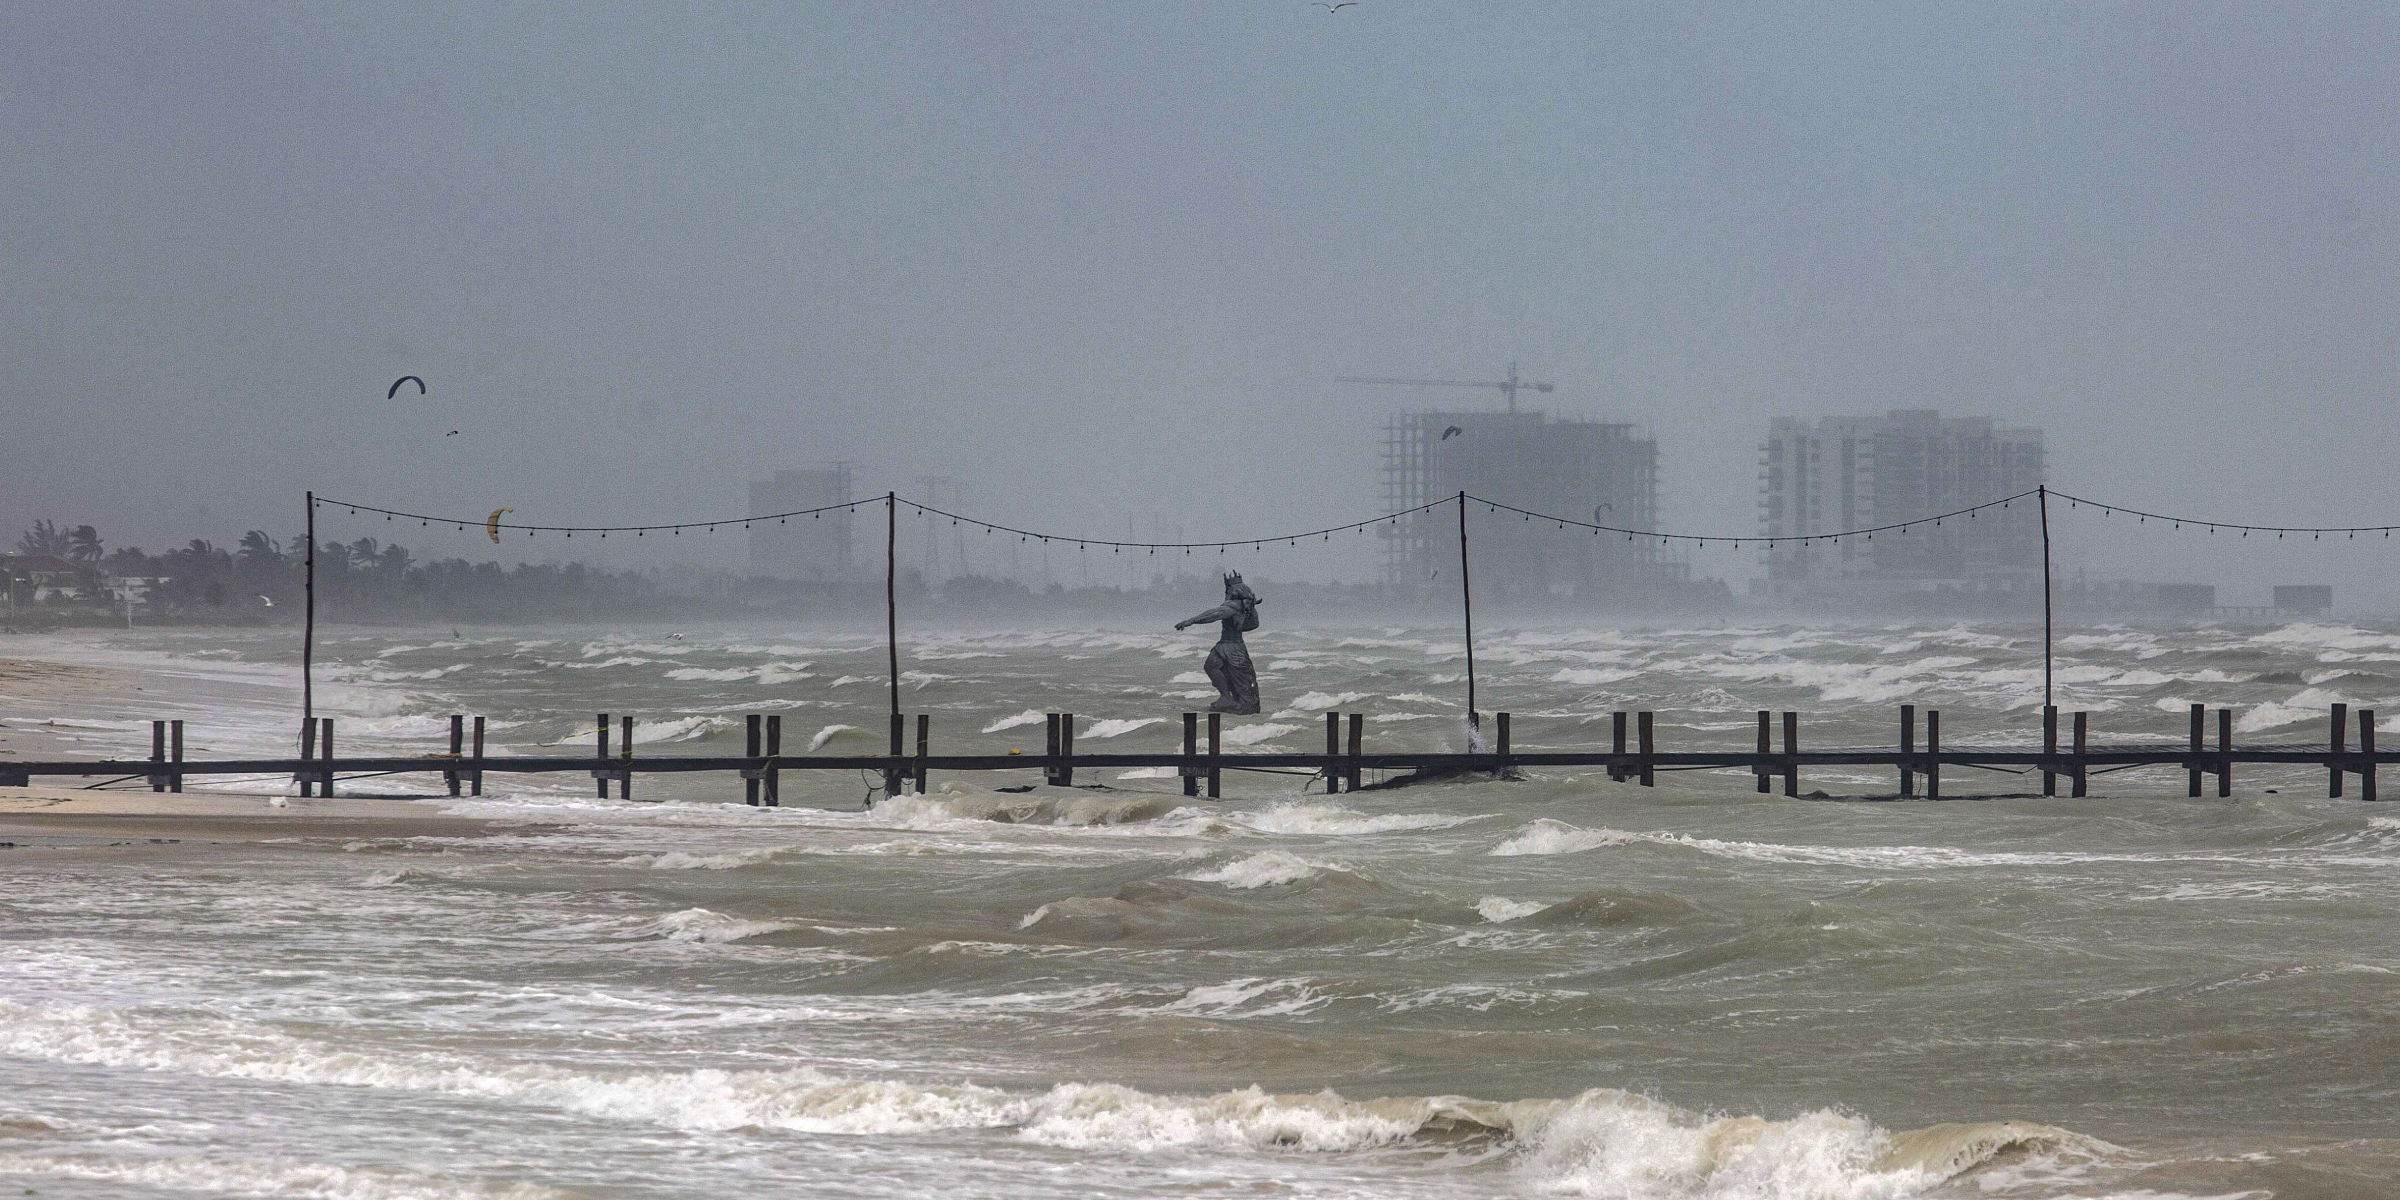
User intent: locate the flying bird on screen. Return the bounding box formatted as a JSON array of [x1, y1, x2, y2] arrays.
[[445, 430, 460, 437], [1440, 425, 1462, 440], [1315, 1, 1357, 10], [387, 375, 426, 399], [256, 595, 274, 607]]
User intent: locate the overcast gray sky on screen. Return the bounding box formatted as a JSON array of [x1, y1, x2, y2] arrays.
[[4, 2, 2394, 600]]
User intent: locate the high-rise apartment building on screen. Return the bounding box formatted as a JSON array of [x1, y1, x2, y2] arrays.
[[1758, 410, 2044, 595], [747, 466, 857, 581]]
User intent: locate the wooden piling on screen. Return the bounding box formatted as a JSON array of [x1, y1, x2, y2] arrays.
[[298, 717, 317, 797], [1045, 713, 1061, 786], [1753, 711, 1771, 793], [745, 714, 762, 806], [2331, 703, 2348, 798], [1347, 712, 1363, 791], [1781, 710, 1799, 797], [151, 720, 166, 793], [763, 715, 781, 807], [318, 718, 334, 798], [2041, 705, 2058, 797], [2360, 709, 2378, 802], [1496, 711, 1511, 771], [2217, 707, 2233, 797], [2187, 703, 2204, 798], [2071, 711, 2088, 798], [913, 713, 929, 795], [447, 715, 464, 797], [1323, 712, 1341, 793], [1060, 713, 1076, 787], [1611, 711, 1628, 783], [1899, 705, 1916, 797], [621, 715, 634, 801], [596, 713, 610, 799], [1925, 710, 1940, 800], [471, 716, 485, 796], [1182, 713, 1198, 797], [1207, 711, 1221, 799], [1637, 710, 1655, 787], [169, 719, 184, 794], [886, 711, 906, 801]]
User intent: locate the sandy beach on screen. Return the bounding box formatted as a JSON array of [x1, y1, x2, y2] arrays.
[[0, 787, 514, 845]]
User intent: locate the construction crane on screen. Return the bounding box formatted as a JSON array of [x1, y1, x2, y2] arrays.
[[1335, 361, 1555, 413]]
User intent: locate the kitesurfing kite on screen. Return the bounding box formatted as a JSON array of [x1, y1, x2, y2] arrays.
[[388, 375, 427, 399], [486, 507, 513, 543]]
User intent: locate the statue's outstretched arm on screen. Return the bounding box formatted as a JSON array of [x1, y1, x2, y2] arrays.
[[1175, 602, 1238, 630]]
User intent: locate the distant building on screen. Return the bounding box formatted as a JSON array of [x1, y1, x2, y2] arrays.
[[1381, 409, 1663, 594], [0, 555, 89, 603], [747, 466, 857, 581], [1758, 409, 2045, 597], [2272, 585, 2332, 616]]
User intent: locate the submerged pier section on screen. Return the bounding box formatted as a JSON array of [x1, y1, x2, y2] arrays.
[[1, 703, 2391, 803]]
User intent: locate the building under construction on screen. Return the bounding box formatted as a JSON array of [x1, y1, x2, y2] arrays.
[[1380, 409, 1667, 596]]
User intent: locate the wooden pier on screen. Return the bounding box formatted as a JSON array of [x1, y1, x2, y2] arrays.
[[2, 703, 2391, 804]]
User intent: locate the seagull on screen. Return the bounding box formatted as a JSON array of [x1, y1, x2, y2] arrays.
[[1315, 1, 1357, 10], [445, 430, 460, 437], [1440, 425, 1462, 440], [256, 595, 274, 607]]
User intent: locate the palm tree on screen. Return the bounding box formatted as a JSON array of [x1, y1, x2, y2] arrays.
[[376, 543, 414, 581], [237, 531, 281, 569], [66, 525, 103, 563], [14, 520, 71, 558]]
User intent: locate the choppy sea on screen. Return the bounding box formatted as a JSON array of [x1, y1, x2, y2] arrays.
[[5, 619, 2399, 1198]]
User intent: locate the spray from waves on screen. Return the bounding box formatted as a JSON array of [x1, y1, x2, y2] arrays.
[[1488, 819, 2273, 872], [0, 998, 2104, 1192], [546, 716, 728, 747], [0, 1152, 577, 1200], [627, 908, 799, 943], [1477, 896, 1551, 922], [879, 791, 1190, 828], [1182, 851, 1344, 889]]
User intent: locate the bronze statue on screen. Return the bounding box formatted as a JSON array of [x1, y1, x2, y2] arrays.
[[1175, 572, 1262, 714]]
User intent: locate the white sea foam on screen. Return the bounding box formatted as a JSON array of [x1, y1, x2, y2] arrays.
[[1229, 802, 1483, 836], [1183, 851, 1339, 888], [984, 709, 1047, 734], [1171, 671, 1211, 684], [1550, 668, 1637, 687], [1477, 896, 1551, 923], [1222, 722, 1299, 746], [808, 724, 864, 751], [1115, 766, 1177, 779], [0, 1152, 578, 1200], [1081, 717, 1162, 739], [1490, 819, 1636, 857], [631, 908, 797, 943]]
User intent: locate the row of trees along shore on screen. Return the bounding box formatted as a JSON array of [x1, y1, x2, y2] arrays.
[[4, 520, 664, 625]]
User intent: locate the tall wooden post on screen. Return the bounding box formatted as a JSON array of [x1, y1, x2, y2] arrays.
[[299, 716, 317, 797], [886, 492, 902, 799], [318, 718, 335, 798], [1611, 710, 1628, 782], [303, 491, 314, 724], [596, 714, 610, 799], [1457, 491, 1478, 743], [169, 719, 183, 794], [621, 714, 635, 801], [1045, 713, 1061, 786], [2187, 703, 2204, 798], [471, 716, 484, 796], [1495, 712, 1511, 770], [1899, 704, 1916, 797], [150, 720, 166, 793], [1182, 713, 1198, 797], [1060, 713, 1076, 787], [2038, 485, 2053, 710]]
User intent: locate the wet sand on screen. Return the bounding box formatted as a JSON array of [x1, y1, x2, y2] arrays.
[[0, 788, 519, 844]]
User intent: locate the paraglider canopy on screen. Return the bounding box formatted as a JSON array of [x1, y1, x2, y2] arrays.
[[387, 375, 427, 399]]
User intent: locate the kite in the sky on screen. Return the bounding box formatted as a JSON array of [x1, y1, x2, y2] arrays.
[[388, 375, 427, 399], [486, 507, 513, 543]]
